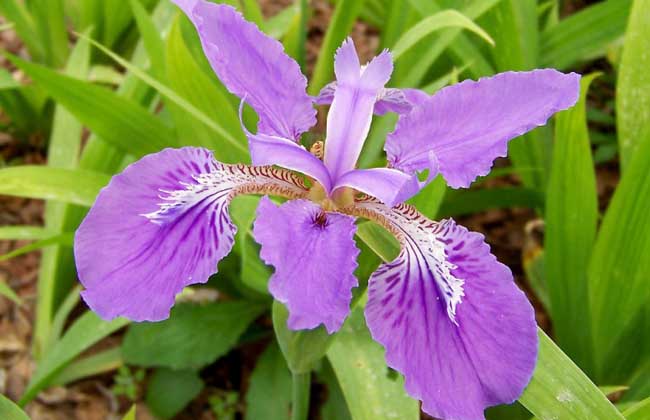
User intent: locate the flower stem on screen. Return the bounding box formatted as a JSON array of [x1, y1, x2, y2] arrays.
[[291, 371, 311, 420]]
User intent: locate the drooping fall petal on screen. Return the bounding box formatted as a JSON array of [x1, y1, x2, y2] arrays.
[[75, 147, 307, 321], [253, 197, 359, 333], [352, 200, 538, 420]]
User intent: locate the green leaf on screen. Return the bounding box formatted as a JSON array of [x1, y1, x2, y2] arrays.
[[272, 300, 334, 373], [588, 128, 650, 380], [262, 4, 300, 40], [51, 346, 122, 386], [245, 341, 292, 420], [0, 0, 43, 62], [122, 301, 265, 369], [540, 0, 632, 69], [624, 397, 650, 420], [319, 361, 352, 420], [616, 0, 650, 168], [406, 175, 446, 218], [519, 330, 624, 420], [0, 166, 108, 207], [129, 0, 166, 80], [79, 32, 249, 158], [326, 308, 420, 420], [122, 405, 136, 420], [0, 394, 29, 420], [230, 196, 271, 295], [437, 187, 544, 218], [6, 54, 177, 157], [28, 0, 69, 67], [0, 232, 73, 262], [355, 222, 399, 263], [545, 74, 599, 373], [0, 68, 20, 89], [392, 9, 494, 61], [36, 31, 91, 362], [0, 281, 21, 305], [20, 311, 129, 405], [0, 226, 52, 240], [308, 0, 365, 95], [146, 368, 204, 419]]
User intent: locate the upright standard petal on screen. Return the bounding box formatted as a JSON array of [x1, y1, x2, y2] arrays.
[[174, 0, 315, 140], [385, 70, 580, 188], [350, 200, 538, 420], [75, 147, 308, 321], [323, 39, 393, 180], [253, 197, 359, 333]]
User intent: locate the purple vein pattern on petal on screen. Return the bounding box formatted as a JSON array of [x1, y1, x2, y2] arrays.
[[173, 0, 315, 140], [253, 197, 359, 333], [385, 70, 581, 188], [356, 200, 537, 420], [333, 168, 419, 207], [74, 147, 308, 322], [323, 39, 393, 180]]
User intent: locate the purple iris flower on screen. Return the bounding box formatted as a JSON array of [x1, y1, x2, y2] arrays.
[[73, 1, 580, 418]]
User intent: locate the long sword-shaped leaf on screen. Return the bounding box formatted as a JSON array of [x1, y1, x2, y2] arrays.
[[545, 74, 598, 374], [0, 394, 29, 420], [392, 9, 494, 60], [327, 308, 420, 420], [0, 166, 108, 207], [20, 311, 129, 405], [588, 124, 650, 381], [36, 30, 92, 363], [6, 55, 176, 157], [78, 33, 248, 156], [540, 0, 632, 69], [616, 0, 650, 169]]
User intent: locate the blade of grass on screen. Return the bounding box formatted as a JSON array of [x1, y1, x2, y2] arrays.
[[20, 311, 129, 406], [540, 0, 632, 69], [0, 0, 43, 61], [0, 166, 108, 206], [588, 126, 650, 382], [0, 233, 73, 262], [129, 0, 166, 80], [0, 394, 29, 420], [437, 187, 544, 218], [0, 281, 21, 305], [78, 33, 248, 156], [392, 9, 494, 60], [616, 0, 650, 169], [28, 0, 69, 67], [6, 54, 177, 157], [544, 74, 599, 374], [35, 31, 93, 353], [0, 226, 52, 240], [51, 347, 123, 386]]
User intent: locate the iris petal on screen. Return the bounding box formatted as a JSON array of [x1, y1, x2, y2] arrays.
[[75, 147, 308, 321], [173, 0, 315, 141], [316, 83, 428, 116], [385, 70, 580, 188], [352, 200, 538, 420], [323, 39, 393, 180], [253, 197, 359, 333], [333, 168, 419, 207]]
